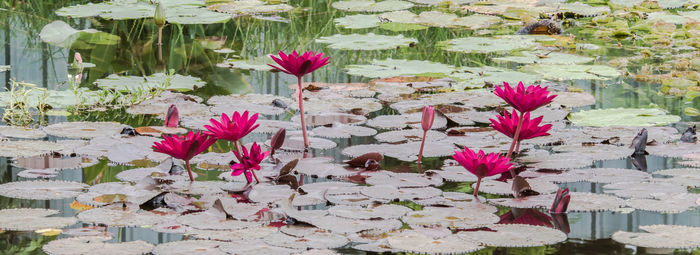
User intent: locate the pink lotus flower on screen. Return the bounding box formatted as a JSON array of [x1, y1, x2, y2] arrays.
[[490, 110, 552, 141], [231, 142, 270, 183], [549, 188, 571, 214], [204, 111, 259, 143], [494, 81, 557, 113], [153, 130, 217, 181], [452, 147, 513, 196], [417, 106, 435, 164], [268, 51, 330, 78], [268, 51, 330, 150]]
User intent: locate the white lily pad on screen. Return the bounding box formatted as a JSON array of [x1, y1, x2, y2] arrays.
[[458, 224, 567, 247], [612, 225, 700, 249], [388, 230, 484, 254], [603, 181, 688, 199], [489, 192, 626, 212], [44, 236, 154, 255], [152, 240, 227, 255], [0, 208, 77, 231], [0, 126, 47, 139], [43, 121, 125, 139], [0, 180, 86, 200], [494, 51, 594, 64]]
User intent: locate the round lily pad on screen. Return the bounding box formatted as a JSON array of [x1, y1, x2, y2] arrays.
[[332, 0, 414, 12], [334, 14, 380, 29], [316, 33, 417, 50], [94, 73, 205, 92], [568, 108, 681, 127], [346, 58, 456, 78], [612, 225, 700, 249], [441, 36, 540, 53], [0, 180, 87, 200]]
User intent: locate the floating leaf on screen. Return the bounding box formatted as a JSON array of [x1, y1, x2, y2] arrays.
[[316, 33, 417, 50], [346, 59, 456, 78], [612, 225, 700, 249], [43, 236, 154, 255], [0, 208, 77, 231], [334, 14, 380, 29], [458, 224, 567, 247], [0, 180, 86, 200], [440, 36, 541, 53], [568, 108, 681, 127], [494, 51, 594, 65], [387, 230, 484, 254], [94, 73, 205, 92], [522, 64, 621, 81], [40, 21, 119, 49], [43, 121, 125, 139], [332, 0, 414, 12], [0, 126, 46, 139]]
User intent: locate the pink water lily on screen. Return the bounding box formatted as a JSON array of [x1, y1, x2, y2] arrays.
[[494, 81, 557, 113], [268, 51, 330, 150], [74, 52, 82, 65], [490, 110, 552, 154], [268, 51, 330, 78], [164, 104, 179, 128], [153, 130, 217, 181], [231, 142, 270, 184], [452, 147, 512, 196], [417, 105, 435, 164], [204, 111, 259, 151]]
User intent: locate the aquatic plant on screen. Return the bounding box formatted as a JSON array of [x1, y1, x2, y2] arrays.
[[550, 188, 571, 214], [204, 111, 259, 152], [493, 81, 556, 182], [2, 80, 39, 127], [152, 130, 217, 182], [490, 109, 552, 155], [268, 50, 330, 150], [452, 147, 513, 196], [231, 142, 270, 184], [417, 105, 434, 164], [269, 128, 286, 158], [164, 104, 179, 128]]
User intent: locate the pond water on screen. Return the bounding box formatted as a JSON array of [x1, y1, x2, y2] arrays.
[[1, 0, 699, 254]]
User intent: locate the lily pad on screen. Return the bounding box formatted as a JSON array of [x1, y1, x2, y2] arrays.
[[612, 225, 700, 249], [568, 108, 681, 127], [316, 33, 417, 50], [388, 230, 484, 254], [522, 64, 621, 81], [334, 14, 380, 29], [494, 51, 594, 64], [346, 58, 456, 78], [458, 224, 567, 247], [40, 21, 119, 49], [0, 208, 77, 231], [440, 36, 541, 53], [44, 236, 154, 255], [0, 180, 87, 200], [94, 73, 205, 92], [332, 0, 414, 12]]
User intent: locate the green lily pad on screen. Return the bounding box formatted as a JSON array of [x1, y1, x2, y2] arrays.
[[568, 108, 681, 127], [316, 33, 417, 50], [345, 59, 455, 78], [379, 22, 428, 32], [521, 64, 621, 81], [332, 0, 414, 12], [0, 88, 100, 109], [209, 0, 293, 16], [56, 0, 230, 24], [39, 21, 120, 49], [440, 36, 540, 53], [406, 0, 478, 5], [217, 55, 275, 71], [611, 0, 689, 9], [493, 51, 594, 65], [449, 66, 542, 90], [679, 10, 700, 22], [334, 14, 381, 29], [647, 12, 693, 25], [378, 11, 502, 29], [94, 73, 205, 92]]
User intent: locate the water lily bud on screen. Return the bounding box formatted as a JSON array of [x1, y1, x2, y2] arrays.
[[74, 52, 82, 65], [270, 128, 286, 153], [154, 2, 166, 26], [421, 105, 435, 131]]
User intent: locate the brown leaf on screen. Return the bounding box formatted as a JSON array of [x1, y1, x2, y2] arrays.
[[511, 176, 540, 198], [345, 152, 383, 168], [279, 159, 299, 176]]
